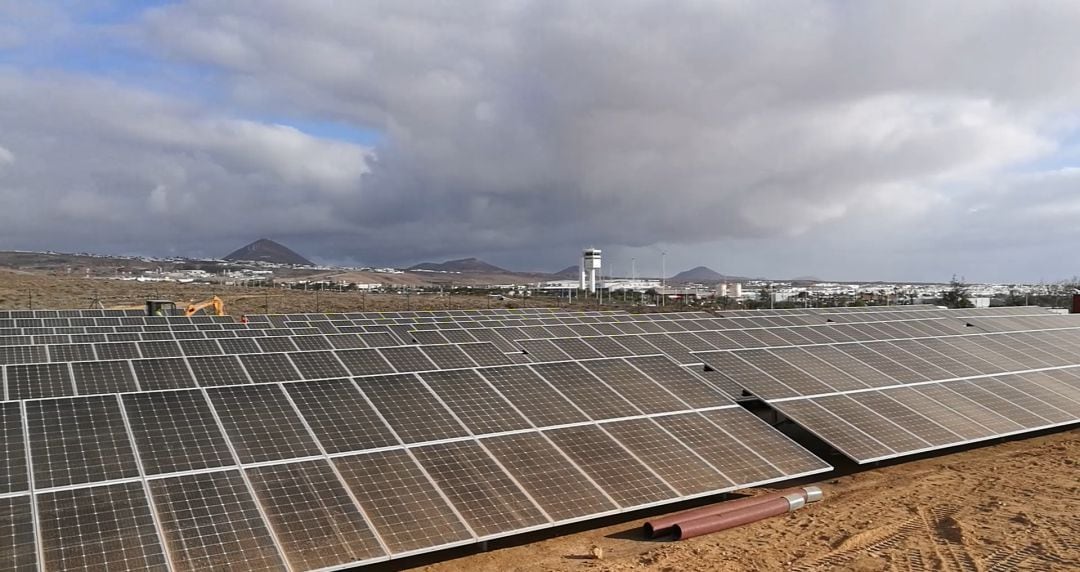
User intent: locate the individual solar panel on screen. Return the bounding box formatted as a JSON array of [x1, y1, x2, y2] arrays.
[[481, 432, 616, 521], [531, 362, 641, 420], [550, 338, 604, 360], [378, 346, 438, 373], [150, 470, 285, 571], [516, 339, 571, 362], [477, 366, 588, 427], [207, 384, 321, 463], [811, 395, 930, 452], [0, 346, 47, 365], [70, 360, 138, 395], [255, 336, 299, 353], [334, 450, 472, 554], [292, 335, 333, 351], [581, 359, 688, 414], [288, 351, 350, 379], [421, 370, 532, 434], [176, 338, 222, 357], [36, 481, 167, 571], [774, 399, 896, 461], [419, 344, 477, 369], [358, 332, 400, 347], [801, 345, 898, 387], [696, 351, 798, 399], [945, 380, 1050, 429], [138, 340, 183, 358], [457, 342, 513, 367], [238, 353, 302, 383], [245, 460, 385, 568], [217, 338, 260, 354], [601, 418, 732, 494], [623, 355, 732, 408], [0, 403, 27, 493], [187, 355, 251, 387], [411, 330, 451, 345], [975, 377, 1073, 424], [131, 358, 197, 391], [26, 395, 140, 488], [737, 349, 835, 396], [543, 425, 676, 506], [883, 386, 995, 441], [412, 441, 548, 536], [354, 374, 468, 443], [326, 333, 368, 349], [0, 495, 35, 571], [915, 383, 1023, 434], [653, 413, 783, 484], [335, 349, 396, 376], [6, 363, 74, 400], [285, 379, 399, 453], [122, 390, 235, 474], [48, 343, 96, 362], [765, 347, 869, 392], [847, 392, 962, 446], [700, 408, 831, 476]]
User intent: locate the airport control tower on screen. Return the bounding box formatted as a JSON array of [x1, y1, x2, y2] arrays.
[[580, 248, 602, 293]]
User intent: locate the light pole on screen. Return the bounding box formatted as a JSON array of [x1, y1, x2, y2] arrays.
[[661, 251, 666, 308]]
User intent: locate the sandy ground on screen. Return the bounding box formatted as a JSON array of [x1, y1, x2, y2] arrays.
[[414, 427, 1079, 572]]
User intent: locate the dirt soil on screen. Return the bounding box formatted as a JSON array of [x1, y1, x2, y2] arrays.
[[418, 428, 1079, 572]]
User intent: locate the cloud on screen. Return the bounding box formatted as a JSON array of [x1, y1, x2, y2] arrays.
[[4, 1, 1080, 279], [0, 145, 13, 165]]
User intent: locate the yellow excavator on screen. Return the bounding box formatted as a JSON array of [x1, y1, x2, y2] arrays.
[[183, 296, 225, 317]]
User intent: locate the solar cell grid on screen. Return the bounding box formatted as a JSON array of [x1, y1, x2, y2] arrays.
[[123, 390, 235, 475], [550, 337, 604, 360], [766, 347, 868, 393], [801, 345, 898, 387], [70, 360, 138, 395], [238, 352, 303, 383], [208, 384, 320, 463], [131, 358, 196, 391], [411, 330, 451, 345], [285, 379, 398, 453], [378, 346, 438, 373], [291, 335, 333, 352], [334, 450, 472, 554], [914, 383, 1022, 435], [0, 495, 35, 571], [775, 399, 895, 461], [476, 366, 588, 427], [531, 361, 641, 420], [847, 392, 962, 446], [6, 363, 74, 400], [419, 344, 477, 369], [137, 340, 182, 358], [177, 338, 222, 356], [582, 359, 688, 414], [355, 374, 468, 443], [481, 432, 616, 521], [0, 403, 27, 494], [48, 343, 96, 362], [978, 377, 1074, 424], [700, 408, 830, 476], [0, 346, 46, 365], [245, 460, 386, 568], [696, 351, 798, 399], [517, 339, 572, 362], [186, 354, 250, 387], [288, 350, 350, 379], [638, 334, 696, 364], [335, 348, 396, 376], [945, 381, 1048, 429], [654, 413, 783, 484], [150, 470, 285, 571], [27, 395, 140, 488], [36, 482, 167, 571], [421, 369, 532, 435], [543, 425, 676, 507], [600, 418, 732, 495], [412, 440, 548, 536], [217, 337, 261, 355]]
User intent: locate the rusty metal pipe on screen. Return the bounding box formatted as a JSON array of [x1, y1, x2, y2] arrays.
[[643, 486, 822, 538], [673, 493, 806, 540]]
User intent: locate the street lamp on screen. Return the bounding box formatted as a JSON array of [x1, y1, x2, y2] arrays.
[[661, 251, 666, 307]]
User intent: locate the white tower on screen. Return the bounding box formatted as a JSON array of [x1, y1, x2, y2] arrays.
[[733, 283, 743, 298], [718, 283, 729, 298], [582, 249, 602, 294]]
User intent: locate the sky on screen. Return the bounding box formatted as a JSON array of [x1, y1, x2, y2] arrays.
[[2, 1, 1080, 283]]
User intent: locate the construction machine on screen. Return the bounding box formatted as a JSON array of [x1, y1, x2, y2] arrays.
[[184, 296, 225, 317]]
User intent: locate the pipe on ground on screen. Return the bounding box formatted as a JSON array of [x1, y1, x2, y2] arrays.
[[673, 493, 807, 541], [644, 486, 822, 538]]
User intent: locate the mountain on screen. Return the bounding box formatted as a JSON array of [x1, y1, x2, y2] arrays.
[[408, 257, 509, 274], [670, 266, 725, 283], [552, 265, 580, 279], [223, 238, 314, 266]]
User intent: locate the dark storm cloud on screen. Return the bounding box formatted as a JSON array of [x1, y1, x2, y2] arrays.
[[2, 1, 1080, 278]]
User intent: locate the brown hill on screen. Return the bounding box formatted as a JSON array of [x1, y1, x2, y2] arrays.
[[223, 239, 314, 266]]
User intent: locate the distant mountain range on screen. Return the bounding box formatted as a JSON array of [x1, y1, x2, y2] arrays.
[[223, 238, 314, 266], [408, 257, 509, 274], [551, 265, 580, 279]]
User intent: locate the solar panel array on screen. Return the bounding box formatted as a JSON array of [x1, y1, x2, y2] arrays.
[[0, 306, 841, 571], [1, 303, 1077, 570]]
